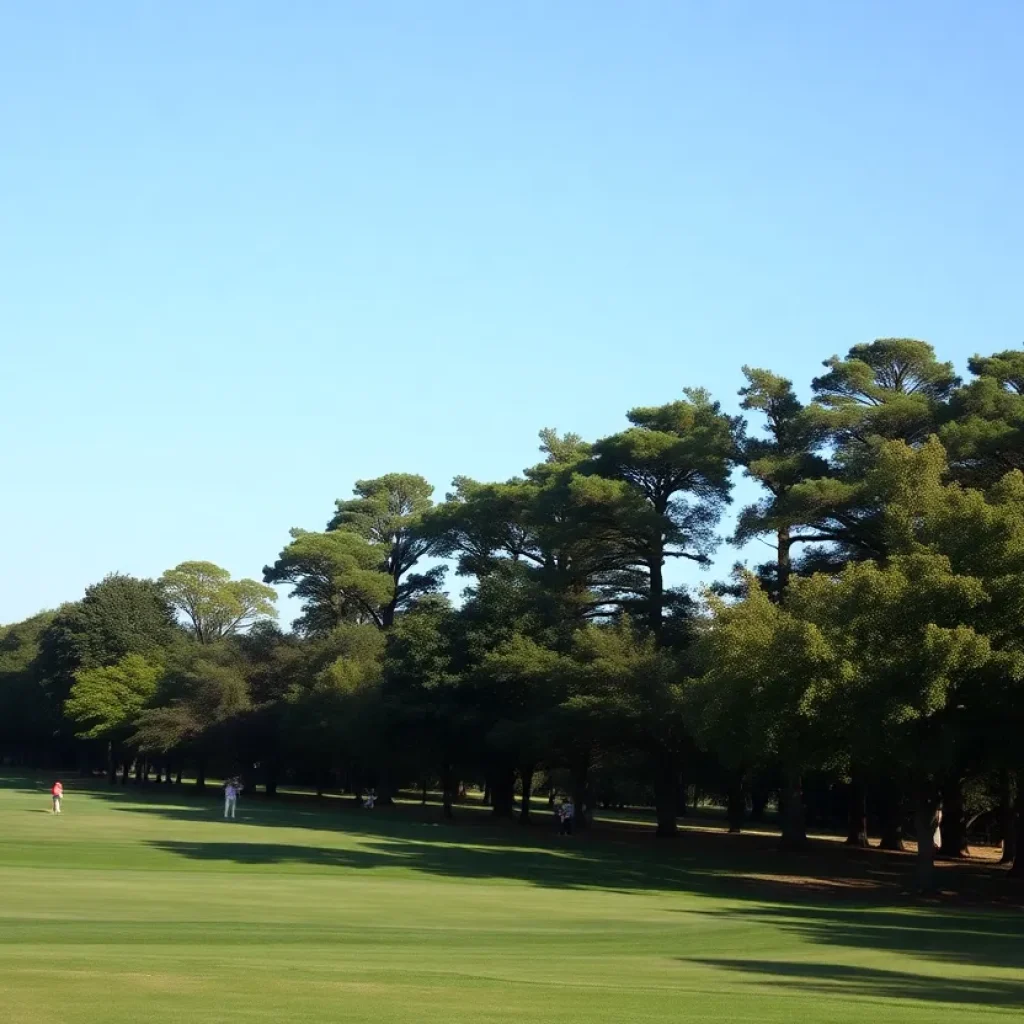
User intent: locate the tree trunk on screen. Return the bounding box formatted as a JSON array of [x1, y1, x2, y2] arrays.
[[845, 772, 870, 847], [677, 771, 689, 818], [519, 763, 534, 825], [914, 799, 940, 891], [779, 769, 808, 850], [777, 526, 792, 600], [376, 766, 395, 807], [572, 759, 590, 832], [482, 783, 491, 806], [421, 778, 428, 806], [1010, 802, 1024, 877], [654, 757, 677, 838], [727, 774, 745, 834], [878, 785, 906, 851], [264, 760, 279, 798], [749, 780, 768, 823], [1000, 769, 1016, 865], [134, 758, 143, 784], [175, 764, 183, 785], [195, 759, 206, 791], [107, 743, 117, 785], [490, 767, 516, 819], [939, 776, 968, 859], [648, 551, 664, 638], [441, 764, 455, 820], [120, 759, 129, 784]]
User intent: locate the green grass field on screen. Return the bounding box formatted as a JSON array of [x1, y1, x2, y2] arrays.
[[1, 776, 1021, 1023]]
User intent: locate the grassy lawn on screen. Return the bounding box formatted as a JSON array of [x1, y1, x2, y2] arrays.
[[1, 775, 1022, 1023]]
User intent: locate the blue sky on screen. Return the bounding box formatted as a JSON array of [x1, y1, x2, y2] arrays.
[[1, 2, 1021, 626]]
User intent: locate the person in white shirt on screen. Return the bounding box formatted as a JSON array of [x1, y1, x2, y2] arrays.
[[224, 778, 242, 820]]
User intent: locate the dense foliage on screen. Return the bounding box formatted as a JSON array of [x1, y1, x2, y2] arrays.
[[4, 340, 1024, 888]]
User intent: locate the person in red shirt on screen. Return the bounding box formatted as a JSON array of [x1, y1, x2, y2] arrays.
[[51, 781, 63, 815]]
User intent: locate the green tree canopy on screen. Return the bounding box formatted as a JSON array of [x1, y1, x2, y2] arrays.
[[283, 623, 387, 788], [40, 574, 180, 675], [65, 654, 163, 742], [590, 388, 737, 637], [265, 474, 444, 634], [791, 553, 991, 885], [0, 612, 59, 752], [35, 575, 182, 731], [812, 338, 959, 451], [427, 431, 629, 632], [734, 367, 830, 596], [942, 350, 1024, 487], [132, 648, 250, 760], [161, 561, 277, 643], [563, 620, 690, 835]]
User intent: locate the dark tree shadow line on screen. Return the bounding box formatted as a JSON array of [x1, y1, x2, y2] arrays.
[[686, 958, 1024, 1009]]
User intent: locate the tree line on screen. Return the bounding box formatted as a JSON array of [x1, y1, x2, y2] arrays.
[[3, 338, 1024, 887]]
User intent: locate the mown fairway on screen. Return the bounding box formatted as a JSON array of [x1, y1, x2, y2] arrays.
[[1, 776, 1022, 1023]]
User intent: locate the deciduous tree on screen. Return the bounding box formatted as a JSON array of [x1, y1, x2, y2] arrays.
[[161, 561, 277, 643]]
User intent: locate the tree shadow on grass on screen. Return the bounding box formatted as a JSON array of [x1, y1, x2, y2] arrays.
[[147, 836, 688, 898], [684, 903, 1024, 970], [687, 958, 1024, 1009], [32, 779, 1011, 864], [144, 833, 1024, 981], [10, 773, 1022, 1009], [115, 794, 1019, 900], [74, 777, 1014, 883], [0, 775, 55, 794], [25, 778, 1024, 901], [8, 772, 1023, 1007], [22, 776, 1024, 969]]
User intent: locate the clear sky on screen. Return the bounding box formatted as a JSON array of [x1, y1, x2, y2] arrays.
[[1, 2, 1021, 626]]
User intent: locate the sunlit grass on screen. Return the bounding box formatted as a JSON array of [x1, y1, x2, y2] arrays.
[[1, 775, 1020, 1023]]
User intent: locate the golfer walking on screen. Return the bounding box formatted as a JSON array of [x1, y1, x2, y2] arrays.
[[51, 780, 63, 814]]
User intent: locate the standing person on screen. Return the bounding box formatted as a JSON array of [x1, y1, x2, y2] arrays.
[[561, 798, 575, 836], [224, 777, 241, 820], [51, 781, 63, 815]]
